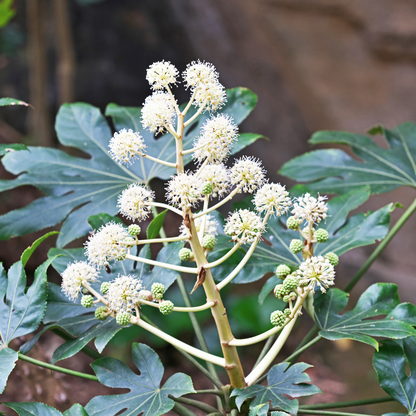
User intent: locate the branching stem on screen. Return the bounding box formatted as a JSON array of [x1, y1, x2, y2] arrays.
[[139, 298, 214, 312], [126, 252, 198, 274], [141, 153, 176, 167]]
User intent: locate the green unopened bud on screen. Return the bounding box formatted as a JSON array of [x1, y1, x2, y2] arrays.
[[283, 291, 297, 303], [283, 276, 299, 292], [100, 282, 110, 294], [270, 310, 286, 327], [274, 284, 289, 299], [276, 264, 291, 278], [290, 239, 303, 254], [128, 224, 141, 236], [202, 182, 213, 195], [286, 216, 301, 230], [124, 237, 136, 247], [160, 300, 174, 315], [315, 228, 329, 243], [95, 306, 108, 321], [202, 234, 216, 250], [325, 252, 339, 266], [81, 295, 94, 308], [179, 248, 194, 262], [151, 282, 165, 300], [284, 308, 291, 317], [116, 311, 131, 326]]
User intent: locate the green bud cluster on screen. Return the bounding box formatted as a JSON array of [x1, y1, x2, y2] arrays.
[[286, 216, 301, 230], [283, 292, 297, 303], [179, 248, 194, 262], [202, 182, 213, 195], [270, 310, 286, 327], [202, 234, 216, 250], [81, 295, 93, 308], [284, 308, 291, 317], [274, 284, 289, 299], [276, 264, 291, 278], [128, 224, 141, 236], [315, 228, 329, 243], [100, 282, 110, 294], [95, 306, 108, 321], [290, 239, 303, 254], [124, 237, 136, 247], [116, 311, 131, 326], [283, 276, 299, 292], [151, 282, 165, 300], [325, 252, 339, 266], [160, 300, 174, 315]]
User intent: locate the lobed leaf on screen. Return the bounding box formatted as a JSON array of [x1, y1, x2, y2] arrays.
[[0, 347, 18, 394], [3, 403, 89, 416], [85, 343, 195, 416]]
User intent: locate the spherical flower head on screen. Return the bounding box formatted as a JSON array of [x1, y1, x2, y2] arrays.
[[85, 222, 129, 267], [118, 184, 154, 222], [109, 129, 145, 165], [193, 81, 226, 112], [61, 261, 98, 301], [194, 115, 238, 164], [199, 164, 230, 199], [224, 209, 265, 244], [297, 256, 335, 293], [106, 274, 142, 313], [254, 183, 291, 215], [141, 91, 177, 133], [291, 193, 328, 225], [146, 61, 179, 90], [166, 172, 203, 209], [180, 214, 219, 237], [230, 156, 266, 193], [183, 60, 219, 89]]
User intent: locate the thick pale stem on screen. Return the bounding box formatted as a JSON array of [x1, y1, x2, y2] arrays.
[[194, 185, 243, 219], [166, 124, 180, 139], [205, 243, 241, 269], [126, 253, 198, 274], [149, 202, 183, 216], [133, 316, 225, 367], [141, 153, 176, 167], [139, 298, 214, 312]]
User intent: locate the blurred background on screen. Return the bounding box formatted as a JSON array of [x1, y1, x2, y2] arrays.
[[1, 0, 416, 414]]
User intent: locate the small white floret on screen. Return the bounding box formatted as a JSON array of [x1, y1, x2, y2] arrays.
[[254, 183, 291, 215], [166, 172, 204, 209], [199, 164, 230, 199], [109, 129, 145, 165], [106, 274, 142, 313], [118, 184, 154, 222], [224, 209, 265, 244], [61, 261, 98, 301], [141, 91, 177, 133], [193, 81, 226, 112], [85, 222, 129, 267], [291, 193, 328, 225], [183, 60, 219, 89], [230, 156, 266, 193], [146, 61, 179, 90]]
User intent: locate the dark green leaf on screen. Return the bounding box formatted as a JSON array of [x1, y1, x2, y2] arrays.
[[3, 402, 62, 416], [86, 343, 195, 416], [0, 257, 54, 346], [374, 338, 416, 414], [231, 362, 321, 415], [0, 144, 28, 156], [88, 213, 123, 231], [21, 231, 59, 267], [314, 283, 416, 349], [63, 404, 89, 416], [258, 275, 279, 305], [147, 209, 167, 239], [0, 347, 18, 393], [280, 122, 416, 195], [0, 97, 28, 106]]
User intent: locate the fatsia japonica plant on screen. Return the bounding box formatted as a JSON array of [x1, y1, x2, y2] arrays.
[[1, 61, 416, 416]]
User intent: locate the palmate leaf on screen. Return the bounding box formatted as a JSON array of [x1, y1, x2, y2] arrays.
[[35, 241, 182, 362], [208, 187, 391, 286], [85, 343, 195, 416], [3, 403, 89, 416], [0, 88, 261, 248], [0, 347, 18, 394], [279, 122, 416, 195], [314, 283, 416, 349], [231, 362, 321, 415], [373, 337, 416, 415]]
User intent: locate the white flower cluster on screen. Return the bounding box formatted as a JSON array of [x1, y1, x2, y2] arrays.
[[193, 114, 238, 163], [199, 163, 230, 199], [141, 91, 177, 133], [146, 61, 178, 90], [180, 214, 219, 237], [183, 60, 226, 112], [109, 129, 145, 165], [85, 222, 129, 267], [230, 156, 266, 193], [224, 209, 265, 244], [297, 256, 335, 293], [61, 261, 98, 301], [292, 193, 328, 225], [166, 172, 203, 209], [118, 184, 154, 222], [254, 183, 291, 215], [106, 274, 142, 313]]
